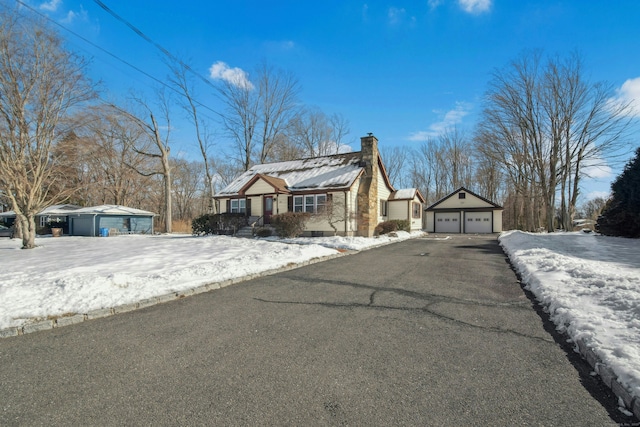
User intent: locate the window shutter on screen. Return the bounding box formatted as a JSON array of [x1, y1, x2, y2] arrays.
[[288, 196, 293, 212], [246, 199, 251, 216], [327, 193, 333, 202], [226, 199, 230, 213]]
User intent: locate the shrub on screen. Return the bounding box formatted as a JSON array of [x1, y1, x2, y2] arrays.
[[375, 221, 397, 235], [255, 227, 273, 238], [192, 213, 247, 235], [391, 219, 410, 232], [271, 212, 310, 238], [375, 219, 410, 235]]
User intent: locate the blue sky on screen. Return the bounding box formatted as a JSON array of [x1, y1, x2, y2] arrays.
[[21, 0, 640, 200]]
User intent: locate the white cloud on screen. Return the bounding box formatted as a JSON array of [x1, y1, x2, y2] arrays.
[[409, 102, 472, 140], [39, 0, 61, 12], [428, 0, 444, 10], [612, 76, 640, 118], [209, 61, 254, 90], [61, 8, 88, 24], [584, 190, 610, 201], [581, 158, 613, 179], [458, 0, 492, 14], [388, 7, 406, 25]]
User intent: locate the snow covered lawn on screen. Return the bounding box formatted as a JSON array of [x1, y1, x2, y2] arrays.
[[500, 231, 640, 405], [0, 231, 422, 332]]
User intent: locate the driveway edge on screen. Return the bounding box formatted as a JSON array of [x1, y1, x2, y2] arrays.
[[0, 250, 350, 340]]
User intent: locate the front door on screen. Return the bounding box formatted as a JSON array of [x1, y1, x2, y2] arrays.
[[263, 196, 273, 224]]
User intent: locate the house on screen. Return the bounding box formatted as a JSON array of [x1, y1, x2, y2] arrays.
[[0, 204, 156, 236], [67, 205, 156, 236], [424, 187, 503, 234], [0, 204, 81, 234], [213, 134, 424, 237]]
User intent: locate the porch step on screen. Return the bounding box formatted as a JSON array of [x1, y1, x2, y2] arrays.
[[234, 226, 254, 238]]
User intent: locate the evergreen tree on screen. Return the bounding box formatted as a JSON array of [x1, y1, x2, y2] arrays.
[[597, 147, 640, 237]]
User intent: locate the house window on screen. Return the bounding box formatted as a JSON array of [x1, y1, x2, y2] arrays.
[[459, 193, 466, 199], [316, 195, 327, 213], [293, 195, 327, 214], [230, 199, 246, 213], [380, 200, 388, 216], [412, 202, 421, 219]]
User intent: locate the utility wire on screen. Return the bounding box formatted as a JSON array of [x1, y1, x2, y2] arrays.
[[12, 0, 220, 118], [92, 0, 220, 92]]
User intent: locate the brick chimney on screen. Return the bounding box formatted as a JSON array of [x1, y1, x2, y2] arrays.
[[357, 134, 379, 237]]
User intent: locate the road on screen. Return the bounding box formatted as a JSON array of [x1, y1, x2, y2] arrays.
[[0, 234, 628, 426]]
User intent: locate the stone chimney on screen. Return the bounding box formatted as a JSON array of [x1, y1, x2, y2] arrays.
[[357, 134, 379, 237]]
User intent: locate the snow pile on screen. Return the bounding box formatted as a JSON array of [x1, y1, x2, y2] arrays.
[[0, 232, 422, 330], [499, 231, 640, 399], [272, 230, 425, 251]]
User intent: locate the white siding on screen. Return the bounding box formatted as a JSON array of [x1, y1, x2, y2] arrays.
[[493, 210, 503, 233], [377, 168, 392, 224], [437, 191, 494, 209]]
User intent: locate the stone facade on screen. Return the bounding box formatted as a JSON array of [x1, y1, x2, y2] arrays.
[[357, 134, 379, 237]]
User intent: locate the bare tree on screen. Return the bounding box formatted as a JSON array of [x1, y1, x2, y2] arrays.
[[476, 51, 632, 232], [381, 146, 409, 188], [0, 7, 94, 248], [167, 61, 216, 212], [172, 158, 205, 221], [288, 108, 352, 158], [255, 62, 300, 163], [217, 62, 300, 170], [115, 91, 174, 233]]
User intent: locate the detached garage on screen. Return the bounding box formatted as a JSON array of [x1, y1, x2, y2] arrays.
[[425, 187, 503, 234]]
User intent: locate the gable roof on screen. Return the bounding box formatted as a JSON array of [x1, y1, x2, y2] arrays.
[[70, 205, 156, 216], [426, 187, 503, 210], [215, 151, 365, 197], [238, 173, 290, 195], [389, 188, 425, 203], [0, 204, 81, 218]]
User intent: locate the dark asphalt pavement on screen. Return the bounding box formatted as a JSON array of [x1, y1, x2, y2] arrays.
[[0, 234, 629, 426]]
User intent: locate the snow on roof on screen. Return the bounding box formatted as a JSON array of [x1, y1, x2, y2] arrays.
[[215, 152, 364, 197], [390, 188, 418, 200], [71, 205, 156, 216], [39, 204, 82, 215], [0, 204, 81, 217]]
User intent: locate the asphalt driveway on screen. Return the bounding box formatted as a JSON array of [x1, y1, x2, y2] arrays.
[[0, 234, 627, 425]]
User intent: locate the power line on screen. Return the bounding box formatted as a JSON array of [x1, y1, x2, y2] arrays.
[[92, 0, 219, 92], [12, 0, 220, 118]]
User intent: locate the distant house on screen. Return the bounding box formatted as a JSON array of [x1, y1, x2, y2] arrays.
[[213, 134, 424, 237], [0, 204, 81, 234], [424, 187, 503, 234], [68, 205, 156, 236], [0, 204, 156, 236]]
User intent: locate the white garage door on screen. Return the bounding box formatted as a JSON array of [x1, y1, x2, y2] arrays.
[[434, 212, 461, 233], [465, 211, 492, 233]]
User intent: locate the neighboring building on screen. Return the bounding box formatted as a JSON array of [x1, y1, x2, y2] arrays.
[[68, 205, 156, 236], [425, 187, 503, 234], [213, 134, 424, 237], [0, 204, 156, 236], [0, 204, 81, 234]]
